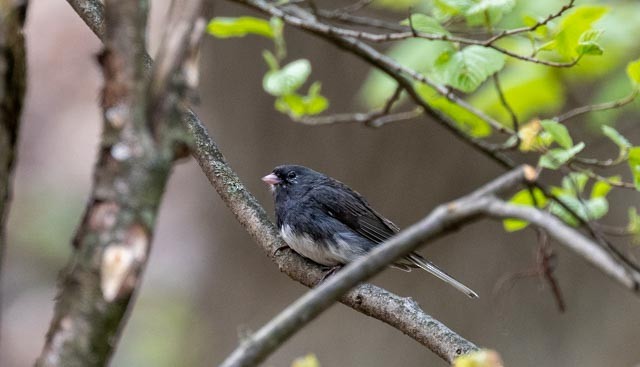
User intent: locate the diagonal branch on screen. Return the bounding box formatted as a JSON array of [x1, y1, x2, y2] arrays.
[[220, 166, 537, 367], [0, 0, 28, 345], [482, 199, 640, 292], [36, 1, 204, 365]]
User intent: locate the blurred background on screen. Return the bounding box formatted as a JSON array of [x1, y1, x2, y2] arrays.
[[2, 0, 640, 366]]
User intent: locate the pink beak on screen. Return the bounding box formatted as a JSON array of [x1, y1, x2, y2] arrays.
[[261, 173, 281, 185]]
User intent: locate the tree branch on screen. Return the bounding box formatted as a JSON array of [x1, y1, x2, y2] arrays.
[[0, 0, 27, 345], [268, 2, 579, 67], [555, 89, 639, 123], [293, 85, 423, 127], [482, 199, 640, 293], [36, 0, 204, 365], [221, 166, 537, 367], [231, 0, 517, 170], [65, 0, 484, 363]]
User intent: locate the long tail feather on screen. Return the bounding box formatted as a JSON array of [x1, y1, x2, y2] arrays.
[[406, 253, 479, 299]]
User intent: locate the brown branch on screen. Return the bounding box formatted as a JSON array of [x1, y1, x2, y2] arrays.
[[36, 0, 204, 365], [294, 85, 422, 127], [271, 4, 579, 67], [484, 0, 576, 44], [555, 89, 639, 123], [0, 0, 27, 345], [536, 229, 566, 313], [67, 0, 482, 363], [295, 107, 423, 126]]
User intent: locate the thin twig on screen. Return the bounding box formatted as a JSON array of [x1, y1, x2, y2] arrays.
[[326, 0, 373, 15], [294, 85, 418, 126], [295, 107, 423, 126], [278, 6, 579, 67], [536, 229, 566, 313], [555, 89, 639, 123], [221, 166, 537, 367], [484, 0, 576, 44], [317, 10, 408, 32], [568, 163, 636, 190], [593, 222, 635, 237], [492, 74, 519, 132]]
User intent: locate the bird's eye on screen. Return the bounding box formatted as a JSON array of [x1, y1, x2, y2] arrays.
[[287, 172, 297, 180]]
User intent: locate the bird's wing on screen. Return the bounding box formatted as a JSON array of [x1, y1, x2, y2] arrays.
[[310, 181, 399, 244]]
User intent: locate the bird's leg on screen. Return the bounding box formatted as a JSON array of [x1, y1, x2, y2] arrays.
[[316, 265, 343, 286], [273, 244, 291, 257]]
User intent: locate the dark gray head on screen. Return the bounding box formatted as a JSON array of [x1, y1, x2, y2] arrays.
[[261, 164, 327, 198]]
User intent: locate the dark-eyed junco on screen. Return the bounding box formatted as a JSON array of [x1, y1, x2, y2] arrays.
[[262, 164, 478, 298]]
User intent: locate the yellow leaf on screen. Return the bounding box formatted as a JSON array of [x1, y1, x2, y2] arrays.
[[291, 354, 321, 367], [518, 119, 542, 151], [453, 349, 504, 367]]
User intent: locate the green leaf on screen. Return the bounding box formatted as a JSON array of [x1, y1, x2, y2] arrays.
[[415, 83, 492, 137], [263, 59, 311, 96], [433, 0, 472, 20], [549, 195, 582, 226], [585, 197, 609, 220], [627, 147, 640, 190], [602, 125, 632, 149], [275, 82, 329, 118], [561, 172, 588, 195], [549, 194, 608, 226], [434, 46, 505, 93], [371, 0, 423, 11], [627, 58, 640, 87], [576, 29, 604, 56], [591, 180, 613, 199], [400, 14, 450, 35], [539, 142, 585, 169], [503, 188, 547, 232], [553, 5, 608, 59], [465, 0, 516, 26], [207, 17, 275, 39], [540, 119, 573, 149]]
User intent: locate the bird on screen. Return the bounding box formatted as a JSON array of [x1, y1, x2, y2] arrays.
[[261, 164, 478, 298]]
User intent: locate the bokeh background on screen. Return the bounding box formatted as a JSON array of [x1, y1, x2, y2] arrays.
[[2, 0, 640, 366]]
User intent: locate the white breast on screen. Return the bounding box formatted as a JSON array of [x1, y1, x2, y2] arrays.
[[280, 224, 344, 266]]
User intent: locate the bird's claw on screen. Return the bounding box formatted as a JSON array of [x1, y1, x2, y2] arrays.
[[273, 244, 290, 257], [315, 265, 343, 286]]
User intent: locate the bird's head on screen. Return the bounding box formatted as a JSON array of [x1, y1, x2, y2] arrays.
[[261, 165, 323, 196]]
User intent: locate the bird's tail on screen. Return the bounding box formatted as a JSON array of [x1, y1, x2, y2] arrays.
[[406, 253, 479, 299]]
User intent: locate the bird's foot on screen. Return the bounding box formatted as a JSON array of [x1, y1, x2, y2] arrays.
[[273, 244, 290, 257], [316, 265, 343, 286]]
